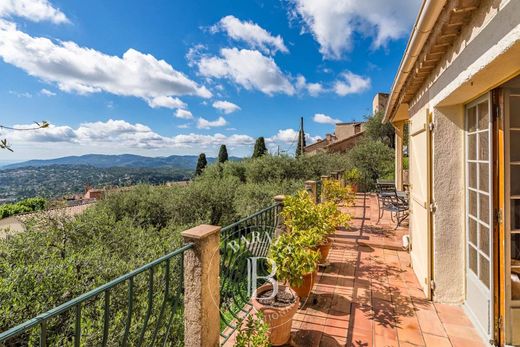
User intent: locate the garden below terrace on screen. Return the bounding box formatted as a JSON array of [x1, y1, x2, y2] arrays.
[[287, 193, 484, 347]]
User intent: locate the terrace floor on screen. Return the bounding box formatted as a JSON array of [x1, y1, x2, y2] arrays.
[[290, 193, 486, 347]]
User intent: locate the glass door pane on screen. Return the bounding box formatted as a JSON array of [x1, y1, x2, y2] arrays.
[[509, 93, 520, 300], [465, 96, 493, 337]]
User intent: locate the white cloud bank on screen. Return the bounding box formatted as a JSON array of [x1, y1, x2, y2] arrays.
[[0, 20, 211, 109], [0, 0, 68, 23], [210, 15, 288, 55], [267, 128, 320, 144], [175, 109, 194, 120], [289, 0, 420, 59], [197, 116, 228, 129], [197, 48, 295, 96], [313, 113, 341, 125], [1, 119, 254, 149], [333, 71, 371, 96], [212, 100, 240, 114]]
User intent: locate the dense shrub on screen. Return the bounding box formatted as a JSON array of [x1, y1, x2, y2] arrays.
[[347, 139, 394, 190], [0, 152, 354, 344], [0, 197, 46, 219]]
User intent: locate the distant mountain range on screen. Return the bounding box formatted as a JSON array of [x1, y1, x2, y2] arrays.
[[3, 154, 238, 170]]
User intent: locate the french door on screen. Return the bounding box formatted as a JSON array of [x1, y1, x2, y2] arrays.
[[465, 95, 494, 339]]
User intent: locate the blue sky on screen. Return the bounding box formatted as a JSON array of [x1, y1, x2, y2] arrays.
[[0, 0, 420, 161]]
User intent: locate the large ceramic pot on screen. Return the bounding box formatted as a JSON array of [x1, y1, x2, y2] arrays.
[[318, 237, 333, 264], [291, 271, 317, 299], [252, 283, 300, 346]]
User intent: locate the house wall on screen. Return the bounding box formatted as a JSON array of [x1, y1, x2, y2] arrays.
[[335, 123, 364, 141], [403, 0, 520, 307], [432, 105, 465, 303]]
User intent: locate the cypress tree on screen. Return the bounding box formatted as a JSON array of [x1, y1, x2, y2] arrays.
[[252, 137, 267, 158], [195, 153, 207, 176], [295, 117, 306, 157], [218, 144, 229, 163]]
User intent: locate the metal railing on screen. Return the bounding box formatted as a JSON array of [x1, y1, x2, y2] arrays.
[[219, 204, 280, 344], [0, 243, 193, 347]]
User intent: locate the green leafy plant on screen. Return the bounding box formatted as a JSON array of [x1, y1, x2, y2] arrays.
[[322, 179, 354, 205], [0, 197, 47, 219], [268, 232, 320, 288], [344, 167, 362, 185], [281, 191, 350, 244], [234, 312, 270, 347]]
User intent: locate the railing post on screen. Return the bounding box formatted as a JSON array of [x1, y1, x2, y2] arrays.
[[273, 195, 286, 237], [320, 175, 330, 202], [305, 180, 318, 204], [338, 169, 346, 187], [182, 225, 221, 347]]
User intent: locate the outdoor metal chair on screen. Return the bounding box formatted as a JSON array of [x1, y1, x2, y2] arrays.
[[376, 181, 409, 229]]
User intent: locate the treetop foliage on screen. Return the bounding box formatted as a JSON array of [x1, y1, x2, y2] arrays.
[[252, 137, 267, 158]]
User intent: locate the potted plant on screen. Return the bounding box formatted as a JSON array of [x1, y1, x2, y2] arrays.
[[322, 179, 355, 206], [234, 312, 271, 347], [294, 226, 331, 265], [344, 167, 362, 193], [268, 232, 320, 299]]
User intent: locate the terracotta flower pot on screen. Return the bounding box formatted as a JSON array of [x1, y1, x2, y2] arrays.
[[318, 237, 333, 264], [291, 271, 317, 299], [350, 184, 358, 193], [252, 283, 300, 346]]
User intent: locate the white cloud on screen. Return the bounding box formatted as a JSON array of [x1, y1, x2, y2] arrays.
[[212, 100, 240, 114], [313, 113, 341, 125], [289, 0, 420, 59], [1, 119, 255, 149], [9, 90, 31, 98], [210, 15, 288, 55], [333, 71, 371, 96], [0, 0, 69, 24], [197, 116, 228, 129], [148, 96, 187, 109], [0, 21, 211, 109], [295, 75, 324, 97], [267, 128, 320, 144], [175, 109, 193, 119], [177, 124, 190, 129], [40, 88, 56, 96], [197, 48, 294, 96]]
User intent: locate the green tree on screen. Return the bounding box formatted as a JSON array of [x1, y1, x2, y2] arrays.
[[347, 139, 394, 189], [364, 111, 395, 149], [195, 153, 207, 176], [295, 117, 306, 157], [218, 144, 228, 163], [252, 137, 267, 158]]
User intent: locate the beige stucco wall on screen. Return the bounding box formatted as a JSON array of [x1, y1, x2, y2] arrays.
[[431, 105, 465, 303], [335, 123, 365, 140], [402, 0, 520, 307]]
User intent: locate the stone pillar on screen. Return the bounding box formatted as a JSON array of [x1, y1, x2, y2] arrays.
[[273, 195, 286, 237], [320, 175, 330, 202], [338, 170, 346, 187], [304, 180, 317, 204], [182, 224, 221, 347], [394, 121, 404, 191]]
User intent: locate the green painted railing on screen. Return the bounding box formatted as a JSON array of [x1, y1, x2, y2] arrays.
[[0, 243, 193, 346], [219, 203, 280, 344]]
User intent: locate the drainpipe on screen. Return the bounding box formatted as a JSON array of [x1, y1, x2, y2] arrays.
[[383, 0, 447, 124]]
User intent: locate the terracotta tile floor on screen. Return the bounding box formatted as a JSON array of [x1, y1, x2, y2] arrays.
[[290, 193, 486, 347]]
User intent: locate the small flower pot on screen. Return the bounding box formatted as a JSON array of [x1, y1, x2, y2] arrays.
[[350, 184, 358, 193], [291, 271, 317, 299], [318, 237, 333, 264], [252, 283, 300, 346]]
